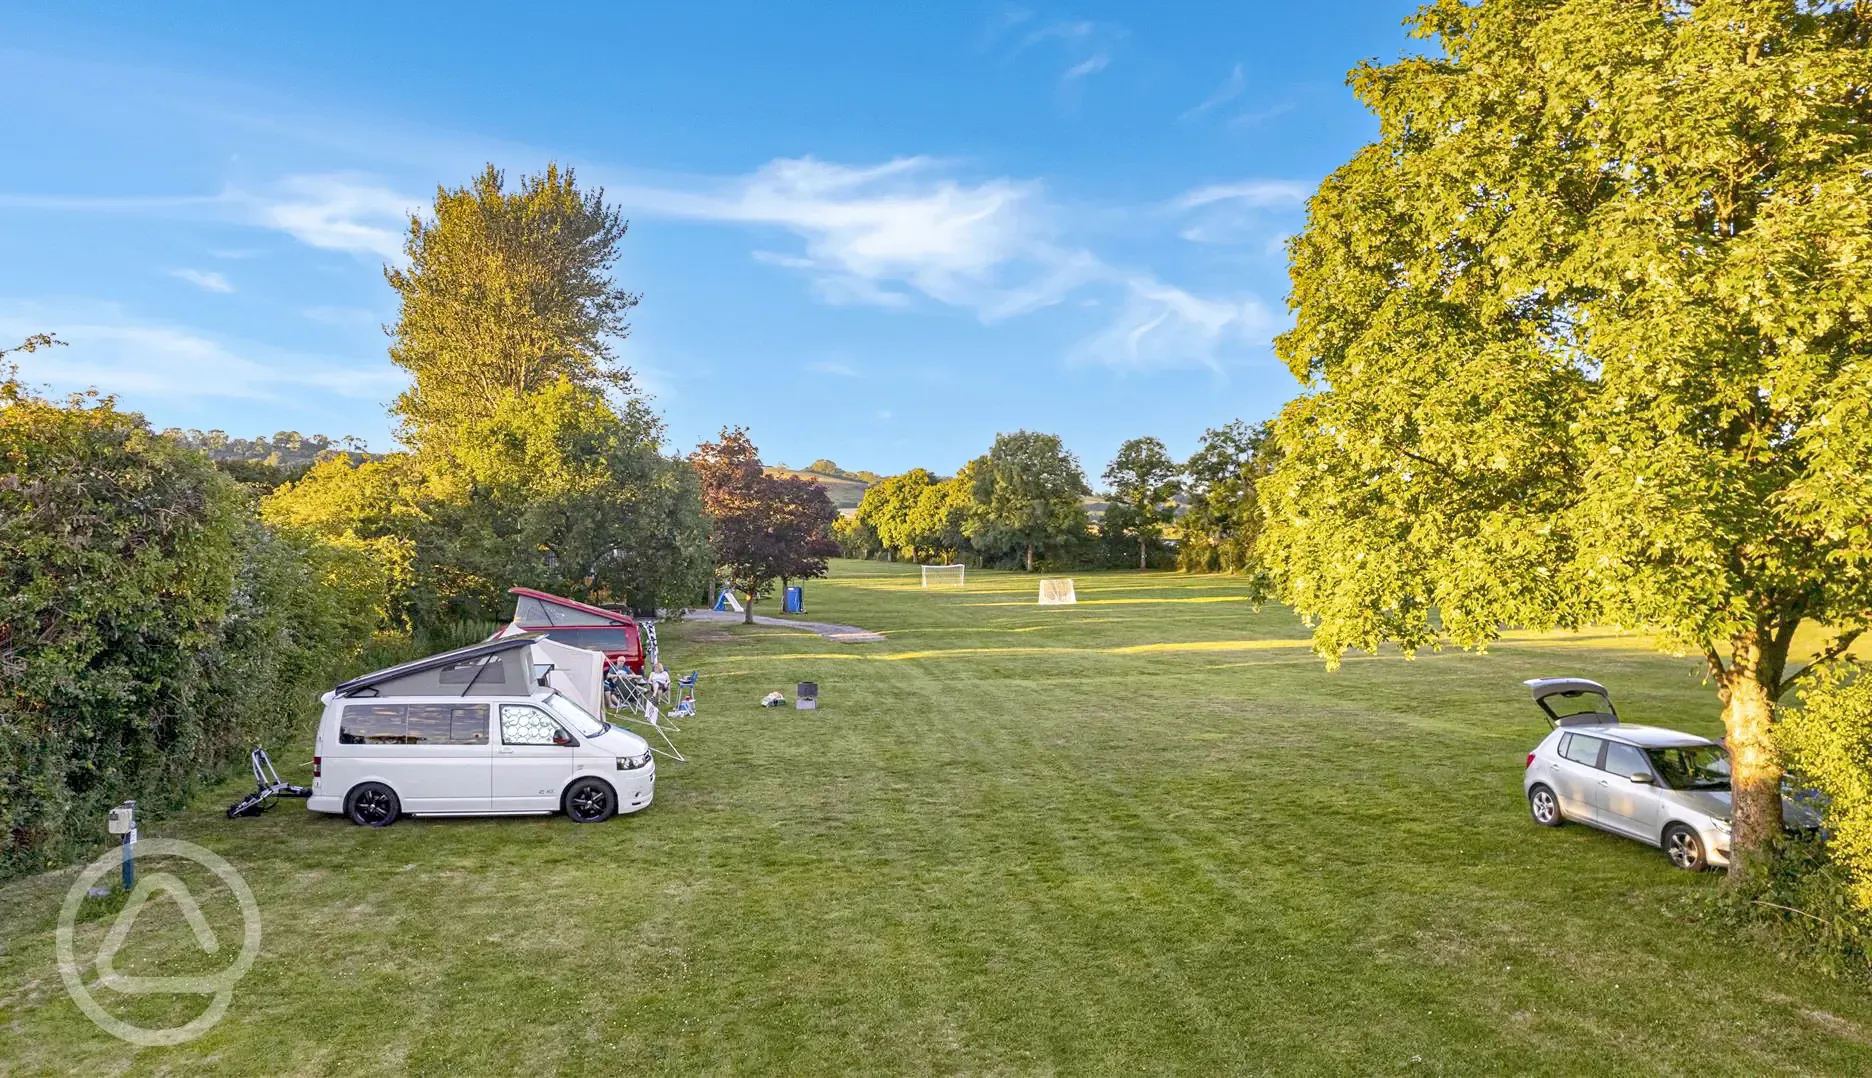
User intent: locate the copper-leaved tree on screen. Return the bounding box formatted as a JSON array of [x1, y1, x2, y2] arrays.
[[1263, 0, 1872, 879], [691, 428, 838, 623]]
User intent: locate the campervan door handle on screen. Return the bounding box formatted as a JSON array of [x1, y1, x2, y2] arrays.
[[497, 748, 514, 755]]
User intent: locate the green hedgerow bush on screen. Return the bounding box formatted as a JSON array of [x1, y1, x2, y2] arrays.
[[0, 374, 381, 879]]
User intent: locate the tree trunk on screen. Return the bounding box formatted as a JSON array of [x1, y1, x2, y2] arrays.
[[743, 590, 755, 625], [1719, 628, 1792, 885], [1025, 541, 1034, 572], [1139, 536, 1148, 570]]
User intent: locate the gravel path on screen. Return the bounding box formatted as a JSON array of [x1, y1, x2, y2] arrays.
[[683, 607, 886, 643]]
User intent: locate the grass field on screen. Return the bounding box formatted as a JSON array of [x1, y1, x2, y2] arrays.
[[4, 560, 1870, 1075]]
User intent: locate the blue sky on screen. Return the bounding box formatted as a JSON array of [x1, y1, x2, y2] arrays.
[[1, 1, 1415, 478]]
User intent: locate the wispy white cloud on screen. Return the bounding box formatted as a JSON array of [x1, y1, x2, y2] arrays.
[[1170, 178, 1312, 247], [250, 174, 416, 260], [1172, 179, 1311, 211], [1022, 19, 1096, 47], [979, 7, 1034, 47], [1181, 64, 1245, 122], [807, 360, 861, 378], [617, 156, 1284, 374], [302, 305, 384, 326], [752, 250, 815, 270], [1228, 102, 1296, 129], [1062, 53, 1109, 82], [0, 174, 420, 261], [168, 268, 233, 293], [616, 157, 1079, 317], [1003, 17, 1120, 84], [1074, 276, 1277, 374], [0, 303, 402, 403]]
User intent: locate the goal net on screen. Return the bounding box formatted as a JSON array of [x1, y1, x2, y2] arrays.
[[1037, 578, 1077, 605], [921, 564, 965, 588]]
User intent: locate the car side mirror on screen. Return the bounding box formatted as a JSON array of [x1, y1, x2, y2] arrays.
[[553, 730, 576, 747], [1628, 772, 1653, 784]]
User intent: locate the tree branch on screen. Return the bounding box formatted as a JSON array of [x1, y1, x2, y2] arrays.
[[1702, 643, 1728, 686], [1777, 628, 1864, 698]]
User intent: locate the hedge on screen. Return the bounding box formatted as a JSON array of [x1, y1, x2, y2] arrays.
[[0, 382, 380, 879]]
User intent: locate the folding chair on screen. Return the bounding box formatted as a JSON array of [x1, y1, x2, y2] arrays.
[[226, 747, 313, 818], [605, 663, 653, 714]]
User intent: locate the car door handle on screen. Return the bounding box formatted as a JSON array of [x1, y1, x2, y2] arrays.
[[1549, 764, 1559, 772], [1598, 779, 1609, 787], [497, 748, 514, 755]]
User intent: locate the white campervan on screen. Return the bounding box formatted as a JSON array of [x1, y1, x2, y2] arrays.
[[308, 635, 654, 827]]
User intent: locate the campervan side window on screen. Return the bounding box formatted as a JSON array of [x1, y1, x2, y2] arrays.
[[342, 703, 490, 745], [405, 704, 490, 745]]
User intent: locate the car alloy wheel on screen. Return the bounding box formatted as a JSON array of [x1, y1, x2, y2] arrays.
[[1528, 785, 1562, 827], [565, 778, 615, 823], [1664, 825, 1705, 871]]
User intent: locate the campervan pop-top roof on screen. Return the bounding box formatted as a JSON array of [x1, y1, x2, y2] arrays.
[[333, 635, 541, 699], [507, 586, 636, 628]]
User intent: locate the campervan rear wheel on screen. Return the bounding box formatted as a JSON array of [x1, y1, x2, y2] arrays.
[[347, 783, 400, 827], [564, 778, 616, 823]]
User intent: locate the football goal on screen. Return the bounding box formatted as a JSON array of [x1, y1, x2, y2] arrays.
[[1037, 578, 1077, 605], [921, 564, 965, 588]]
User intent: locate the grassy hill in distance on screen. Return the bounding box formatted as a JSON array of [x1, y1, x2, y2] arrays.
[[767, 460, 875, 511]]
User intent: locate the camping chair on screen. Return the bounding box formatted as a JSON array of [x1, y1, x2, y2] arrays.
[[226, 747, 312, 818], [612, 700, 686, 762], [605, 664, 654, 714]]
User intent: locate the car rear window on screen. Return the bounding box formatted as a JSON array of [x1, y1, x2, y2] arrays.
[[1559, 733, 1603, 767]]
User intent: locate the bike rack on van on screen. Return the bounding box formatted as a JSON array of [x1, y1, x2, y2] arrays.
[[227, 747, 313, 818]]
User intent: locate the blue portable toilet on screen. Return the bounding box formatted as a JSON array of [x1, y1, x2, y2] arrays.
[[783, 586, 804, 614]]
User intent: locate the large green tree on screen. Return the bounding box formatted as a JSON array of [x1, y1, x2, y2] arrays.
[[1263, 0, 1872, 877], [387, 163, 640, 451], [967, 431, 1090, 572], [1179, 420, 1276, 576], [1102, 437, 1183, 570], [856, 468, 939, 561]]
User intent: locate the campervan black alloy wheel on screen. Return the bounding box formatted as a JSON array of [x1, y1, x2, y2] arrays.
[[565, 778, 616, 823], [348, 783, 400, 828]]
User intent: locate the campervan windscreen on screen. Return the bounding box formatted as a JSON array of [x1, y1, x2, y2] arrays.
[[545, 692, 608, 737]]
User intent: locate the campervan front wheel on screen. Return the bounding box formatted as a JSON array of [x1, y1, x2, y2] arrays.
[[563, 778, 617, 823], [347, 783, 400, 827]]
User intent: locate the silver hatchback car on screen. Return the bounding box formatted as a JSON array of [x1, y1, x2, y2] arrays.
[[1521, 677, 1817, 870]]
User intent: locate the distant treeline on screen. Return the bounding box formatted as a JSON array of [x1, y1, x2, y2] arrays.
[[160, 429, 378, 487], [836, 424, 1274, 575]]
